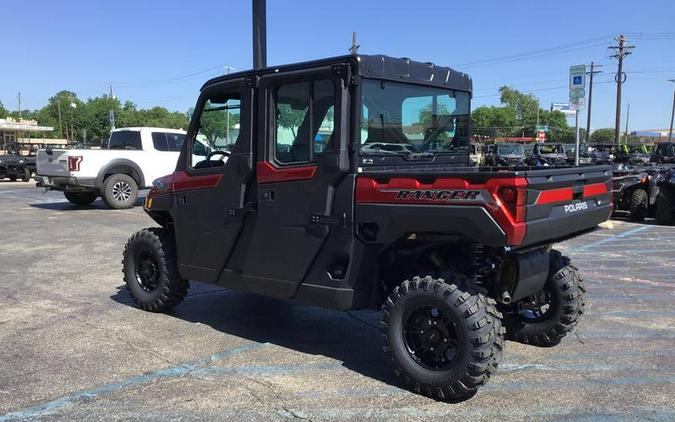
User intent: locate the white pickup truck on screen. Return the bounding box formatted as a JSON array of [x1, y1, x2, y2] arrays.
[[36, 127, 187, 209]]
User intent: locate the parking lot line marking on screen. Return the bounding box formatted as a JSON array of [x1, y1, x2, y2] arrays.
[[577, 226, 651, 251], [0, 342, 266, 421]]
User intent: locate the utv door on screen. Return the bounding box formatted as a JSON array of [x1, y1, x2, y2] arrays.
[[173, 77, 256, 282], [229, 66, 350, 297]]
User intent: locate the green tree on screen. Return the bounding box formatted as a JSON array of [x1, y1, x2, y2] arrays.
[[499, 86, 539, 128], [591, 128, 616, 143], [471, 106, 517, 138], [0, 100, 8, 118], [277, 104, 306, 138]]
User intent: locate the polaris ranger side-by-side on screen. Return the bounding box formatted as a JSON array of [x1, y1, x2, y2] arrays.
[[121, 1, 612, 402]]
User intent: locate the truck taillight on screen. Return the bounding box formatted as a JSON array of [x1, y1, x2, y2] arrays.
[[497, 186, 527, 223], [68, 156, 83, 172]]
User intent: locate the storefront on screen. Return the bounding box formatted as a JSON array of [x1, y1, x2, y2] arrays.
[[0, 117, 64, 151]]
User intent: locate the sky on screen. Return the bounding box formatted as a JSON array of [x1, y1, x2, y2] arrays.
[[1, 0, 674, 131]]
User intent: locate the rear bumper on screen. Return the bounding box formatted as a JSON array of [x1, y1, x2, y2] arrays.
[[35, 175, 98, 191], [0, 164, 25, 176], [521, 203, 613, 246]]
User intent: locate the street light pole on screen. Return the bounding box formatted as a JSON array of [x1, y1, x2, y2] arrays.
[[669, 79, 675, 142]]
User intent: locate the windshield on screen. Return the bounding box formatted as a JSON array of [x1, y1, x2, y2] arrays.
[[662, 143, 674, 156], [498, 144, 523, 155], [539, 144, 564, 154], [360, 80, 470, 157]]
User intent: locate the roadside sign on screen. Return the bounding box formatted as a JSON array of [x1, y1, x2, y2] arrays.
[[569, 65, 586, 108], [551, 102, 577, 117]]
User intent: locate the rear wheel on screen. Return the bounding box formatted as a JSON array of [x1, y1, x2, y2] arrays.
[[503, 250, 586, 347], [628, 188, 648, 222], [381, 275, 503, 401], [64, 191, 98, 206], [8, 175, 17, 182], [102, 173, 138, 209], [122, 228, 189, 312], [655, 190, 674, 225]]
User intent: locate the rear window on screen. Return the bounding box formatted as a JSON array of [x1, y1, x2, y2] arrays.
[[108, 131, 142, 150], [152, 132, 185, 152]]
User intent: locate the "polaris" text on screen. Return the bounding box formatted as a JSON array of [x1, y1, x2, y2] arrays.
[[564, 202, 588, 213]]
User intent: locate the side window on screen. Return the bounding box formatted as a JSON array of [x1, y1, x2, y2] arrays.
[[152, 132, 168, 151], [274, 79, 335, 164], [108, 131, 142, 150], [190, 95, 241, 169]]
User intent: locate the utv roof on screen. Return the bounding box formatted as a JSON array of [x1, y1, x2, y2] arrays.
[[201, 54, 473, 93]]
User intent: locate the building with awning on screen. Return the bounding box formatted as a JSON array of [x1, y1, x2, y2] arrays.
[[0, 117, 67, 150]]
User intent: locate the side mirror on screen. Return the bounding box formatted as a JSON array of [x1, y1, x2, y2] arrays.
[[46, 146, 53, 155]]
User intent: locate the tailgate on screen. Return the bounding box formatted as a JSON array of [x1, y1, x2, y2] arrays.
[[36, 149, 70, 177], [522, 165, 613, 246]]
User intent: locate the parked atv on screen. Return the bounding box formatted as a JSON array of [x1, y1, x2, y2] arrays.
[[0, 143, 33, 182], [527, 143, 568, 167], [120, 17, 611, 401], [612, 169, 651, 221], [482, 143, 526, 166], [651, 142, 675, 164]]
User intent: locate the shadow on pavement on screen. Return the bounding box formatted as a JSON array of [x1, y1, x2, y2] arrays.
[[110, 281, 403, 392], [30, 196, 145, 211]]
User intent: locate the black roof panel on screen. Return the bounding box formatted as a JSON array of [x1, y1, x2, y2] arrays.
[[201, 54, 472, 93]]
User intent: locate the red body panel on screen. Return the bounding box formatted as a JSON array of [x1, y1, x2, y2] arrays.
[[256, 161, 317, 184]]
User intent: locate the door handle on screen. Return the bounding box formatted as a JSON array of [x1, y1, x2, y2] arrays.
[[176, 194, 189, 207], [261, 190, 275, 201]]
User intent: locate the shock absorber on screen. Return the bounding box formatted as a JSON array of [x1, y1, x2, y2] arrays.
[[467, 242, 493, 287]]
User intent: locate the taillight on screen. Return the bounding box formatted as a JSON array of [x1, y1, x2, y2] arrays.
[[68, 156, 83, 172], [497, 186, 527, 223]]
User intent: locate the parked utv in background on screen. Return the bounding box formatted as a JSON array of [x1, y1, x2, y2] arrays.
[[651, 142, 675, 164], [121, 49, 613, 402], [0, 143, 34, 182], [612, 168, 653, 221], [655, 167, 675, 225], [483, 142, 526, 166], [469, 143, 483, 166], [563, 143, 592, 165], [527, 143, 568, 166], [628, 144, 652, 165]]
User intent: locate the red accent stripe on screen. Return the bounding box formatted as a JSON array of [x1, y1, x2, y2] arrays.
[[584, 182, 608, 197], [256, 161, 317, 184], [535, 187, 574, 205], [172, 171, 222, 192]]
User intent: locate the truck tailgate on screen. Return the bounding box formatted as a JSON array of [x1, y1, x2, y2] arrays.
[[36, 150, 70, 177], [522, 165, 612, 246]]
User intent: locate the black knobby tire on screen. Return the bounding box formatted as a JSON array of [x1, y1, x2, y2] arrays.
[[122, 227, 189, 312], [628, 188, 648, 222], [102, 173, 138, 209], [381, 274, 503, 401], [64, 191, 98, 206], [503, 250, 586, 347], [655, 190, 674, 226], [22, 168, 31, 182]]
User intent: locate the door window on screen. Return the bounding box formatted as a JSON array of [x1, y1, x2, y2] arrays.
[[190, 96, 241, 169], [108, 131, 142, 150], [274, 79, 335, 164], [152, 132, 185, 151]]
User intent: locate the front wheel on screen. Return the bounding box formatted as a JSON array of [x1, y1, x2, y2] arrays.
[[503, 250, 586, 347], [122, 228, 189, 312], [102, 173, 138, 209], [64, 191, 98, 206], [628, 188, 648, 222], [381, 275, 503, 401], [22, 168, 31, 182]]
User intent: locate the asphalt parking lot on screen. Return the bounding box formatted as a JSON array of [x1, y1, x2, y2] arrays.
[[1, 181, 674, 421]]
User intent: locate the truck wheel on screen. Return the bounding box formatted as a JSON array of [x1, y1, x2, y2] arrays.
[[628, 188, 648, 222], [64, 191, 98, 206], [102, 174, 138, 209], [9, 175, 17, 182], [21, 168, 31, 182], [655, 191, 674, 225], [381, 275, 503, 401], [122, 227, 189, 312], [503, 250, 585, 347]]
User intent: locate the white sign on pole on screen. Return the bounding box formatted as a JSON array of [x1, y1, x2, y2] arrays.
[[569, 65, 586, 110]]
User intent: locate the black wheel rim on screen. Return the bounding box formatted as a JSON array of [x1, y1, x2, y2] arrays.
[[518, 290, 552, 321], [403, 306, 459, 371], [134, 251, 160, 292]]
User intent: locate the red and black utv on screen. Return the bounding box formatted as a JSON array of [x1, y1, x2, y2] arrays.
[[121, 52, 612, 400]]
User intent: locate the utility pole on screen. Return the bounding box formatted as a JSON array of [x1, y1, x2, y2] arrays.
[[609, 34, 635, 143], [668, 79, 675, 142], [624, 103, 630, 143], [109, 83, 116, 132], [350, 32, 360, 55], [17, 92, 21, 120], [585, 62, 602, 142], [57, 99, 63, 139]]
